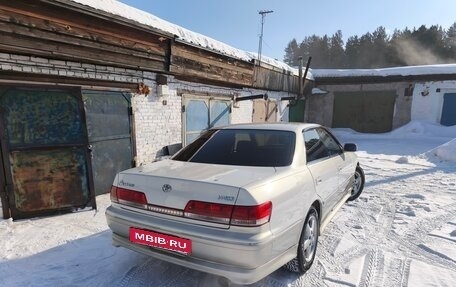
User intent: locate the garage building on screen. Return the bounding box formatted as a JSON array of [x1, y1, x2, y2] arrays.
[[0, 0, 312, 219]]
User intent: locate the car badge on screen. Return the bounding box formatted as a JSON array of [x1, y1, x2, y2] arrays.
[[162, 184, 172, 192]]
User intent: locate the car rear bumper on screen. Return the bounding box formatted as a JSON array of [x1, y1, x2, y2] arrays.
[[106, 205, 296, 284]]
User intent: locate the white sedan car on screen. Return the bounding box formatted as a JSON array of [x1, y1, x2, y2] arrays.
[[106, 123, 365, 284]]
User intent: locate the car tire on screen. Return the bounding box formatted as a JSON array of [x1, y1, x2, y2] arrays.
[[347, 165, 365, 201], [283, 206, 319, 273]]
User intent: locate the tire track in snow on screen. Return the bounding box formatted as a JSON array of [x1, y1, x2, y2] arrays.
[[326, 160, 401, 287], [324, 234, 342, 257], [400, 259, 412, 287], [358, 248, 385, 287], [118, 258, 153, 287], [384, 258, 405, 287], [373, 251, 386, 287], [118, 258, 196, 287], [358, 249, 377, 287], [388, 202, 456, 270]]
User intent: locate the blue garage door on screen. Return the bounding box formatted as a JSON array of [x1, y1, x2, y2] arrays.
[[183, 97, 231, 145], [441, 93, 456, 126]]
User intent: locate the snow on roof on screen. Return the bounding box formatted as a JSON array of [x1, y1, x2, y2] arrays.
[[65, 0, 312, 80], [312, 64, 456, 79]]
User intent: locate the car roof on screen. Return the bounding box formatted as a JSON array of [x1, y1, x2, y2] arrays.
[[217, 122, 321, 133]]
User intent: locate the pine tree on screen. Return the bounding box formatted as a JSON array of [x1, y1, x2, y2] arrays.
[[329, 30, 346, 67], [445, 22, 456, 59], [282, 23, 456, 68], [345, 35, 360, 68], [284, 39, 299, 66]]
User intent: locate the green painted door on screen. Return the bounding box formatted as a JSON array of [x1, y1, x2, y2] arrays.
[[289, 99, 306, 122]]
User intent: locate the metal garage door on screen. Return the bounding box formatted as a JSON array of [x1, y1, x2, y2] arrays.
[[440, 93, 456, 126], [82, 90, 133, 195], [183, 96, 231, 145], [0, 86, 95, 219], [333, 91, 396, 133]]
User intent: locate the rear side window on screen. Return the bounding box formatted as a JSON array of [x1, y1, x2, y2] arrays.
[[173, 129, 296, 167], [303, 128, 343, 162], [303, 129, 329, 162], [316, 128, 343, 156]]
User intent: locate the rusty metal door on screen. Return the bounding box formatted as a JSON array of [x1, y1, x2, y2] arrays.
[[0, 108, 10, 218], [0, 86, 95, 219], [82, 90, 133, 195]]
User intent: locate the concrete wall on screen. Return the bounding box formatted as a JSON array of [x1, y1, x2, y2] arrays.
[[411, 81, 456, 123], [308, 82, 414, 130]]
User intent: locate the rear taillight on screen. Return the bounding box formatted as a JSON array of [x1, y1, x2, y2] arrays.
[[184, 201, 233, 224], [110, 185, 119, 203], [184, 200, 272, 227], [231, 201, 272, 226], [110, 186, 272, 227], [110, 185, 147, 208]]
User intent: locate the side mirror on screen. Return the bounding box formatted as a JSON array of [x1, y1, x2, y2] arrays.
[[344, 143, 357, 152]]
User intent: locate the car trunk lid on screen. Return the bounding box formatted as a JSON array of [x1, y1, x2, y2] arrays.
[[113, 160, 276, 228]]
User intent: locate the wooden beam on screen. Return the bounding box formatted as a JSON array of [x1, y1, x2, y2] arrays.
[[0, 32, 167, 71], [0, 1, 172, 48], [0, 1, 171, 72], [170, 43, 254, 86], [0, 10, 168, 57], [170, 56, 252, 86], [172, 43, 253, 73]]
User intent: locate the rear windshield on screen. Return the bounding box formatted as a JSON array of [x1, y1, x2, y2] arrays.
[[173, 129, 295, 167]]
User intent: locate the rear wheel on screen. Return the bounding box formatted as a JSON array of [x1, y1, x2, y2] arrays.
[[347, 165, 365, 201], [283, 206, 319, 273]]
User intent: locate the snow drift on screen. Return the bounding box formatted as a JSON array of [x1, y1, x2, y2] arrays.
[[424, 138, 456, 162]]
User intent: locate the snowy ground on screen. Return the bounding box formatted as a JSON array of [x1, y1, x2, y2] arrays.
[[0, 121, 455, 287]]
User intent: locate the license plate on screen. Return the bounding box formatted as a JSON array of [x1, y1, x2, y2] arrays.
[[129, 227, 192, 255]]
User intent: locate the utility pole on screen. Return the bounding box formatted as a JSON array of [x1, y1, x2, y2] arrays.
[[257, 10, 273, 64]]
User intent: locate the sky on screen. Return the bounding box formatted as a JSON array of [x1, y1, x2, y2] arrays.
[[120, 0, 455, 61]]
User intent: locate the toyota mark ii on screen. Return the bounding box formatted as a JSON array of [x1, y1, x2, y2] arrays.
[[106, 123, 365, 284]]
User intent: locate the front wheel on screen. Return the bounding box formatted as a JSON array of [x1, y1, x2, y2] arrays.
[[283, 206, 319, 273], [347, 165, 365, 201]]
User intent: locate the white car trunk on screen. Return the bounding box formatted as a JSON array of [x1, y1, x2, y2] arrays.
[[115, 159, 276, 211]]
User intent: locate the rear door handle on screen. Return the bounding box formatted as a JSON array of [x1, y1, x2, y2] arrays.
[[316, 177, 323, 185]]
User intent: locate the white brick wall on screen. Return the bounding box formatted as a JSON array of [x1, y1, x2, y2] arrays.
[[231, 100, 253, 124], [412, 81, 456, 123], [0, 52, 143, 83], [132, 80, 182, 165]]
